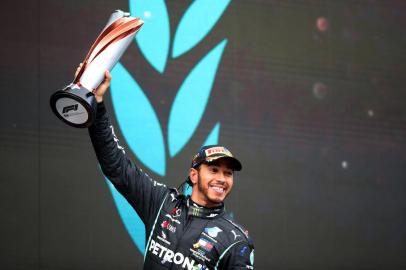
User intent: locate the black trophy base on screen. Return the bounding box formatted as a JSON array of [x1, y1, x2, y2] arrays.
[[50, 84, 97, 128]]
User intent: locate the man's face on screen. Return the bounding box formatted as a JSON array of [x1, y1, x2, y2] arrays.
[[190, 159, 234, 208]]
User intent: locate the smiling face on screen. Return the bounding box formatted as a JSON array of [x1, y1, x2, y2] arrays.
[[189, 158, 234, 208]]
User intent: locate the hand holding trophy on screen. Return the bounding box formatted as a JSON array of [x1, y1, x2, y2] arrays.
[[74, 64, 112, 104], [50, 10, 143, 128]]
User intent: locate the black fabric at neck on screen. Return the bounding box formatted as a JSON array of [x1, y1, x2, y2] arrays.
[[187, 197, 225, 219]]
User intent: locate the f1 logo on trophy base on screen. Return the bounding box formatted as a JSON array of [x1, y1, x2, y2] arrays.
[[50, 10, 143, 128]]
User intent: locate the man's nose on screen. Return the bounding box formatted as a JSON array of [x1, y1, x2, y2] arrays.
[[216, 173, 226, 183]]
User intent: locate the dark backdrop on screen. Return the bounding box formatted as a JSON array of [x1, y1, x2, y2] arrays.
[[1, 0, 406, 269]]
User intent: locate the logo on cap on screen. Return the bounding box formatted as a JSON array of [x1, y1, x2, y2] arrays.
[[205, 146, 232, 157]]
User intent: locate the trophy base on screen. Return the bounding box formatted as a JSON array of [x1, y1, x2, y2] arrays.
[[50, 85, 97, 128]]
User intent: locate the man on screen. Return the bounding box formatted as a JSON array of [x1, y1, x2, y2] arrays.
[[88, 69, 254, 269]]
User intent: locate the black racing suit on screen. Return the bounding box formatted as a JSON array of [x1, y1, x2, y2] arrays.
[[89, 102, 254, 270]]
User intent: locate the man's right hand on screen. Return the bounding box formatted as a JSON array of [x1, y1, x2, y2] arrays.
[[75, 63, 112, 103]]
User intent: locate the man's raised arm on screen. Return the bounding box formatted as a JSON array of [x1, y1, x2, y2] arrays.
[[87, 69, 169, 226]]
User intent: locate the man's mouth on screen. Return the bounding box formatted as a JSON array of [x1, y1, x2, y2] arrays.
[[210, 185, 225, 194]]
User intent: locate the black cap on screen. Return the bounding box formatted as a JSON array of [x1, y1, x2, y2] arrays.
[[191, 145, 242, 171]]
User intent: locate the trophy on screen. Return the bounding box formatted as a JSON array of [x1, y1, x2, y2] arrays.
[[50, 10, 144, 128]]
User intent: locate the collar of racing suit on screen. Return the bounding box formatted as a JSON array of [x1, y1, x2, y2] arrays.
[[186, 197, 225, 219]]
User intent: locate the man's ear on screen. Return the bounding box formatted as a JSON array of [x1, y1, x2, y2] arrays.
[[189, 168, 198, 185]]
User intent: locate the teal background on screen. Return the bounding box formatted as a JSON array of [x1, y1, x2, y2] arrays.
[[1, 0, 406, 269]]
